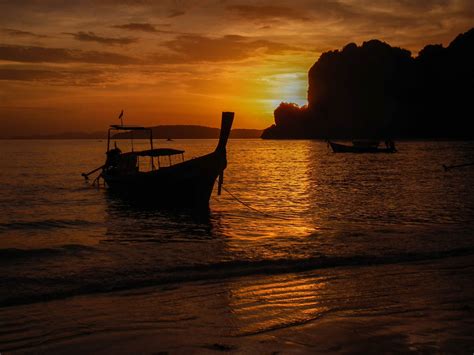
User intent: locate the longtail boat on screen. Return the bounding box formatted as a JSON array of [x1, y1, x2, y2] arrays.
[[328, 140, 397, 153], [82, 112, 234, 208]]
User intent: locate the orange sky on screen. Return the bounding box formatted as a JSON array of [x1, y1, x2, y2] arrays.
[[0, 0, 473, 136]]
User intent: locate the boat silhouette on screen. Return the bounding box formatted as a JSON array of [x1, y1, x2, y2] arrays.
[[82, 112, 234, 208], [328, 140, 397, 153]]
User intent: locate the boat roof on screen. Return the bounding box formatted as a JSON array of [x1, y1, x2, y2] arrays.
[[123, 148, 185, 157], [109, 125, 150, 131]]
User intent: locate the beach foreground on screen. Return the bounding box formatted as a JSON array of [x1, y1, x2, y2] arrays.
[[1, 255, 472, 354]]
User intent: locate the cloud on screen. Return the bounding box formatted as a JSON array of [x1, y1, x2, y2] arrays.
[[160, 34, 302, 63], [362, 0, 450, 11], [1, 28, 49, 38], [112, 23, 158, 32], [168, 9, 185, 17], [0, 68, 64, 81], [0, 35, 300, 66], [227, 5, 311, 22], [65, 31, 137, 45], [0, 68, 109, 85], [0, 44, 139, 64], [112, 23, 173, 34]]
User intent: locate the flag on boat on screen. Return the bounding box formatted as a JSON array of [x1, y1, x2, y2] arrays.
[[118, 109, 123, 119]]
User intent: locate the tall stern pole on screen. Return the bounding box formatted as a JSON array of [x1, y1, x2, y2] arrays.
[[215, 112, 234, 153], [216, 112, 234, 195]]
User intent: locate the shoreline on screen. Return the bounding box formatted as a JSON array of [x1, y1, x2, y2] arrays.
[[1, 255, 472, 354]]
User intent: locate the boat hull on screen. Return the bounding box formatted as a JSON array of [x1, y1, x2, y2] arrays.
[[329, 141, 396, 153], [102, 150, 226, 208]]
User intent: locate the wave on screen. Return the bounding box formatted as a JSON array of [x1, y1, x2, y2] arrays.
[[0, 218, 97, 232], [1, 246, 473, 308], [0, 244, 97, 260], [164, 246, 474, 279]]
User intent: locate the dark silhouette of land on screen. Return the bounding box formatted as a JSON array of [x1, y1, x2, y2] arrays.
[[4, 126, 262, 139], [262, 28, 474, 139]]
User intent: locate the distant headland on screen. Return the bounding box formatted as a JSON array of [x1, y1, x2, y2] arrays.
[[262, 28, 474, 140], [4, 125, 262, 139]]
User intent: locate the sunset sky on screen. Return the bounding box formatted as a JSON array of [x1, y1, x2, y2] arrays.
[[0, 0, 473, 136]]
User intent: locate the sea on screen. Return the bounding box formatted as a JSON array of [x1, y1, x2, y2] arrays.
[[0, 139, 473, 353]]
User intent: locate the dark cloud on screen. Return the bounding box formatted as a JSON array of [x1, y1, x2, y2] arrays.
[[168, 9, 185, 17], [112, 23, 158, 32], [0, 34, 297, 66], [0, 0, 159, 11], [227, 5, 311, 22], [304, 0, 467, 31], [0, 44, 139, 64], [0, 68, 64, 81], [0, 68, 108, 85], [112, 23, 173, 34], [1, 28, 48, 38], [225, 0, 471, 45], [289, 0, 464, 50], [65, 31, 137, 45], [371, 0, 450, 11], [160, 34, 302, 63]]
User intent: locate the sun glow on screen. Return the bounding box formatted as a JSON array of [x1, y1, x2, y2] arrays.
[[0, 0, 470, 136], [259, 72, 308, 114]]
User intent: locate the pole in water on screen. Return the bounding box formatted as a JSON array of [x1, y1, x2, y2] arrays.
[[218, 172, 224, 195], [81, 164, 105, 180]]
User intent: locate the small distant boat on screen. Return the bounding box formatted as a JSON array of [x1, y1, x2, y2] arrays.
[[167, 138, 173, 141], [328, 140, 397, 153], [82, 112, 234, 208]]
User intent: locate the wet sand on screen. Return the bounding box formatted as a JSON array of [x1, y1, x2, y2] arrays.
[[1, 255, 472, 354]]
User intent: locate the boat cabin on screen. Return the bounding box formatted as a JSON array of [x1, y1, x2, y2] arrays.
[[106, 125, 184, 175]]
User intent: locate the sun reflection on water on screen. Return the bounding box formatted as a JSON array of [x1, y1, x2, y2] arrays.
[[228, 272, 329, 336]]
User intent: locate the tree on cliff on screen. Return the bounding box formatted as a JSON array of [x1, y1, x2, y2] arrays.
[[261, 102, 309, 139]]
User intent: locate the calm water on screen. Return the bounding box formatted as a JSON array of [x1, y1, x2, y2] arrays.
[[1, 139, 474, 352]]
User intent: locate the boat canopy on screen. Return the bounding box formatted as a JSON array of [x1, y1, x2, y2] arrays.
[[123, 148, 184, 157], [107, 124, 154, 152]]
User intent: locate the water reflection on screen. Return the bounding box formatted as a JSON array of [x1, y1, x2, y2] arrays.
[[227, 272, 330, 336], [103, 190, 224, 245]]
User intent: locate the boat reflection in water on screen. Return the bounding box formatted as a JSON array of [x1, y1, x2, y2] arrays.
[[103, 189, 223, 245]]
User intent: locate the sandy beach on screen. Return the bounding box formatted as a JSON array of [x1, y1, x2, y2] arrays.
[[2, 255, 472, 354]]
